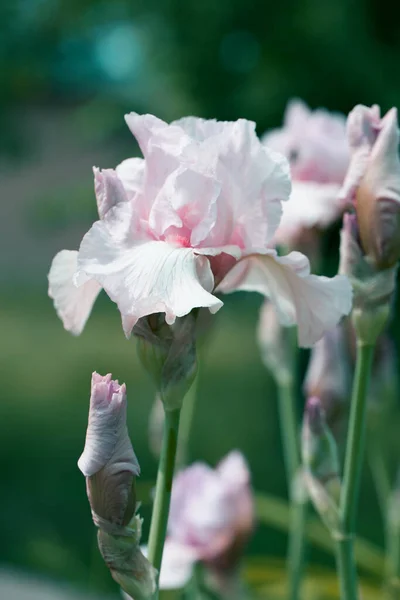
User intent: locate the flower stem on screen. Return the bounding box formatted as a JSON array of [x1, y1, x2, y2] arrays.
[[277, 375, 307, 600], [337, 341, 375, 600], [177, 375, 198, 467], [148, 408, 181, 593]]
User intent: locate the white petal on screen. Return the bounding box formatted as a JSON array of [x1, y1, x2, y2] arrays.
[[115, 157, 145, 195], [48, 250, 101, 335], [76, 219, 223, 333], [218, 250, 353, 347]]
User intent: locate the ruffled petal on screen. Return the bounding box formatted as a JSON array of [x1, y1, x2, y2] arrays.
[[150, 166, 221, 245], [76, 219, 223, 332], [218, 250, 352, 347], [115, 157, 145, 196], [94, 168, 129, 220], [124, 113, 171, 157], [172, 116, 230, 141], [48, 250, 101, 335]]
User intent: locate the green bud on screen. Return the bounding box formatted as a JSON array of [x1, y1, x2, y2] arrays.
[[135, 312, 197, 411]]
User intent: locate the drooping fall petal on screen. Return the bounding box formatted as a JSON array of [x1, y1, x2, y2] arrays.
[[48, 250, 101, 335], [218, 250, 352, 347]]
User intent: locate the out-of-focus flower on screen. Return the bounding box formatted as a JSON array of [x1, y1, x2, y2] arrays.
[[340, 105, 400, 270], [152, 451, 254, 591], [304, 325, 351, 432], [264, 100, 349, 184], [78, 373, 156, 600], [49, 114, 352, 347], [263, 99, 349, 246]]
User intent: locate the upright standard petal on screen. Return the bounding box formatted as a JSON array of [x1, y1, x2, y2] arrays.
[[218, 250, 352, 347], [48, 250, 101, 335], [115, 158, 145, 196]]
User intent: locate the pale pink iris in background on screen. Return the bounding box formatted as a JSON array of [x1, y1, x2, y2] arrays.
[[48, 113, 352, 347], [263, 99, 350, 245], [159, 451, 254, 590]]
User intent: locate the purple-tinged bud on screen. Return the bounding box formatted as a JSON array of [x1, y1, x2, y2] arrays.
[[257, 301, 295, 384], [302, 397, 341, 533], [135, 312, 197, 411], [78, 373, 156, 599], [340, 104, 400, 270], [301, 396, 340, 484], [78, 373, 139, 531], [304, 325, 350, 432]]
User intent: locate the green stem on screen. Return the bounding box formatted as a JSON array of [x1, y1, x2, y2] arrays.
[[148, 408, 181, 593], [177, 376, 198, 468], [277, 376, 307, 600], [368, 440, 391, 523], [337, 342, 375, 600]]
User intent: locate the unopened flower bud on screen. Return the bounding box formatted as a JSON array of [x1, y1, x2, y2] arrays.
[[302, 397, 340, 486], [341, 104, 400, 270], [78, 373, 156, 599], [257, 301, 295, 384], [99, 516, 156, 600], [304, 325, 350, 433], [135, 312, 197, 411], [339, 212, 395, 344], [302, 397, 341, 533]]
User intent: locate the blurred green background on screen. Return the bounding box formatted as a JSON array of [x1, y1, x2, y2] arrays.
[[2, 0, 400, 596]]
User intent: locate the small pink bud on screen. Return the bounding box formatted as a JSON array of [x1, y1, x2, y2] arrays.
[[78, 373, 140, 532], [78, 374, 156, 599], [302, 396, 340, 486]]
